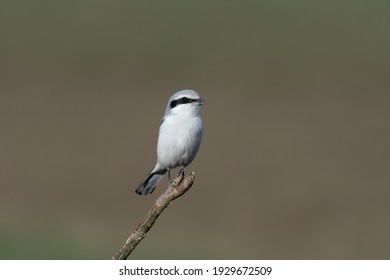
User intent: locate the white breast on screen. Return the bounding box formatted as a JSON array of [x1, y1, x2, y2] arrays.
[[156, 114, 203, 169]]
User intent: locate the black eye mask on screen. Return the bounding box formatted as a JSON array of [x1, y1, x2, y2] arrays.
[[170, 97, 198, 109]]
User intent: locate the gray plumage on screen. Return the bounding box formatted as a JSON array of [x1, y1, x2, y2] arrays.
[[135, 89, 204, 195]]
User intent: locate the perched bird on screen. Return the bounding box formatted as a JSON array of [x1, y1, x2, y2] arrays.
[[135, 89, 204, 195]]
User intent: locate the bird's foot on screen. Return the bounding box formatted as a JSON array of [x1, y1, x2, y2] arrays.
[[179, 167, 185, 177]]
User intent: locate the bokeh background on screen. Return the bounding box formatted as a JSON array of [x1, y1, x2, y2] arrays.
[[1, 1, 389, 259]]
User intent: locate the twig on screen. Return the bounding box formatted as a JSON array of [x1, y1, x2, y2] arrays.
[[112, 170, 196, 260]]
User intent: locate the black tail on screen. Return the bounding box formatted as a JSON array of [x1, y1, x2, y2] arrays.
[[135, 168, 167, 195]]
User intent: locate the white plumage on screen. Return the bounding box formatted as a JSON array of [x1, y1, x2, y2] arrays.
[[135, 89, 204, 195]]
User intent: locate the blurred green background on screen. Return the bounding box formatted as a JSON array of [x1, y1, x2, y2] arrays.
[[1, 0, 390, 259]]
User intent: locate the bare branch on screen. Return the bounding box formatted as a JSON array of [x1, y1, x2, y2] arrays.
[[112, 170, 196, 260]]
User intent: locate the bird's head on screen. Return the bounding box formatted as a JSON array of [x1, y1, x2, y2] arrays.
[[165, 89, 204, 116]]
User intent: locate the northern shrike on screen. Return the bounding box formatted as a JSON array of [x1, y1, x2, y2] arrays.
[[135, 89, 204, 195]]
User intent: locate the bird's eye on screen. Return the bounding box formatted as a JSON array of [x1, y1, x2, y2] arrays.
[[170, 96, 193, 108]]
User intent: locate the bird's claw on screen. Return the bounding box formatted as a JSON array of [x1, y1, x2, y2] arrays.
[[179, 168, 185, 178]]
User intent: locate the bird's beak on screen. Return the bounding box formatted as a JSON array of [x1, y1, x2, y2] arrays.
[[196, 98, 204, 105]]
